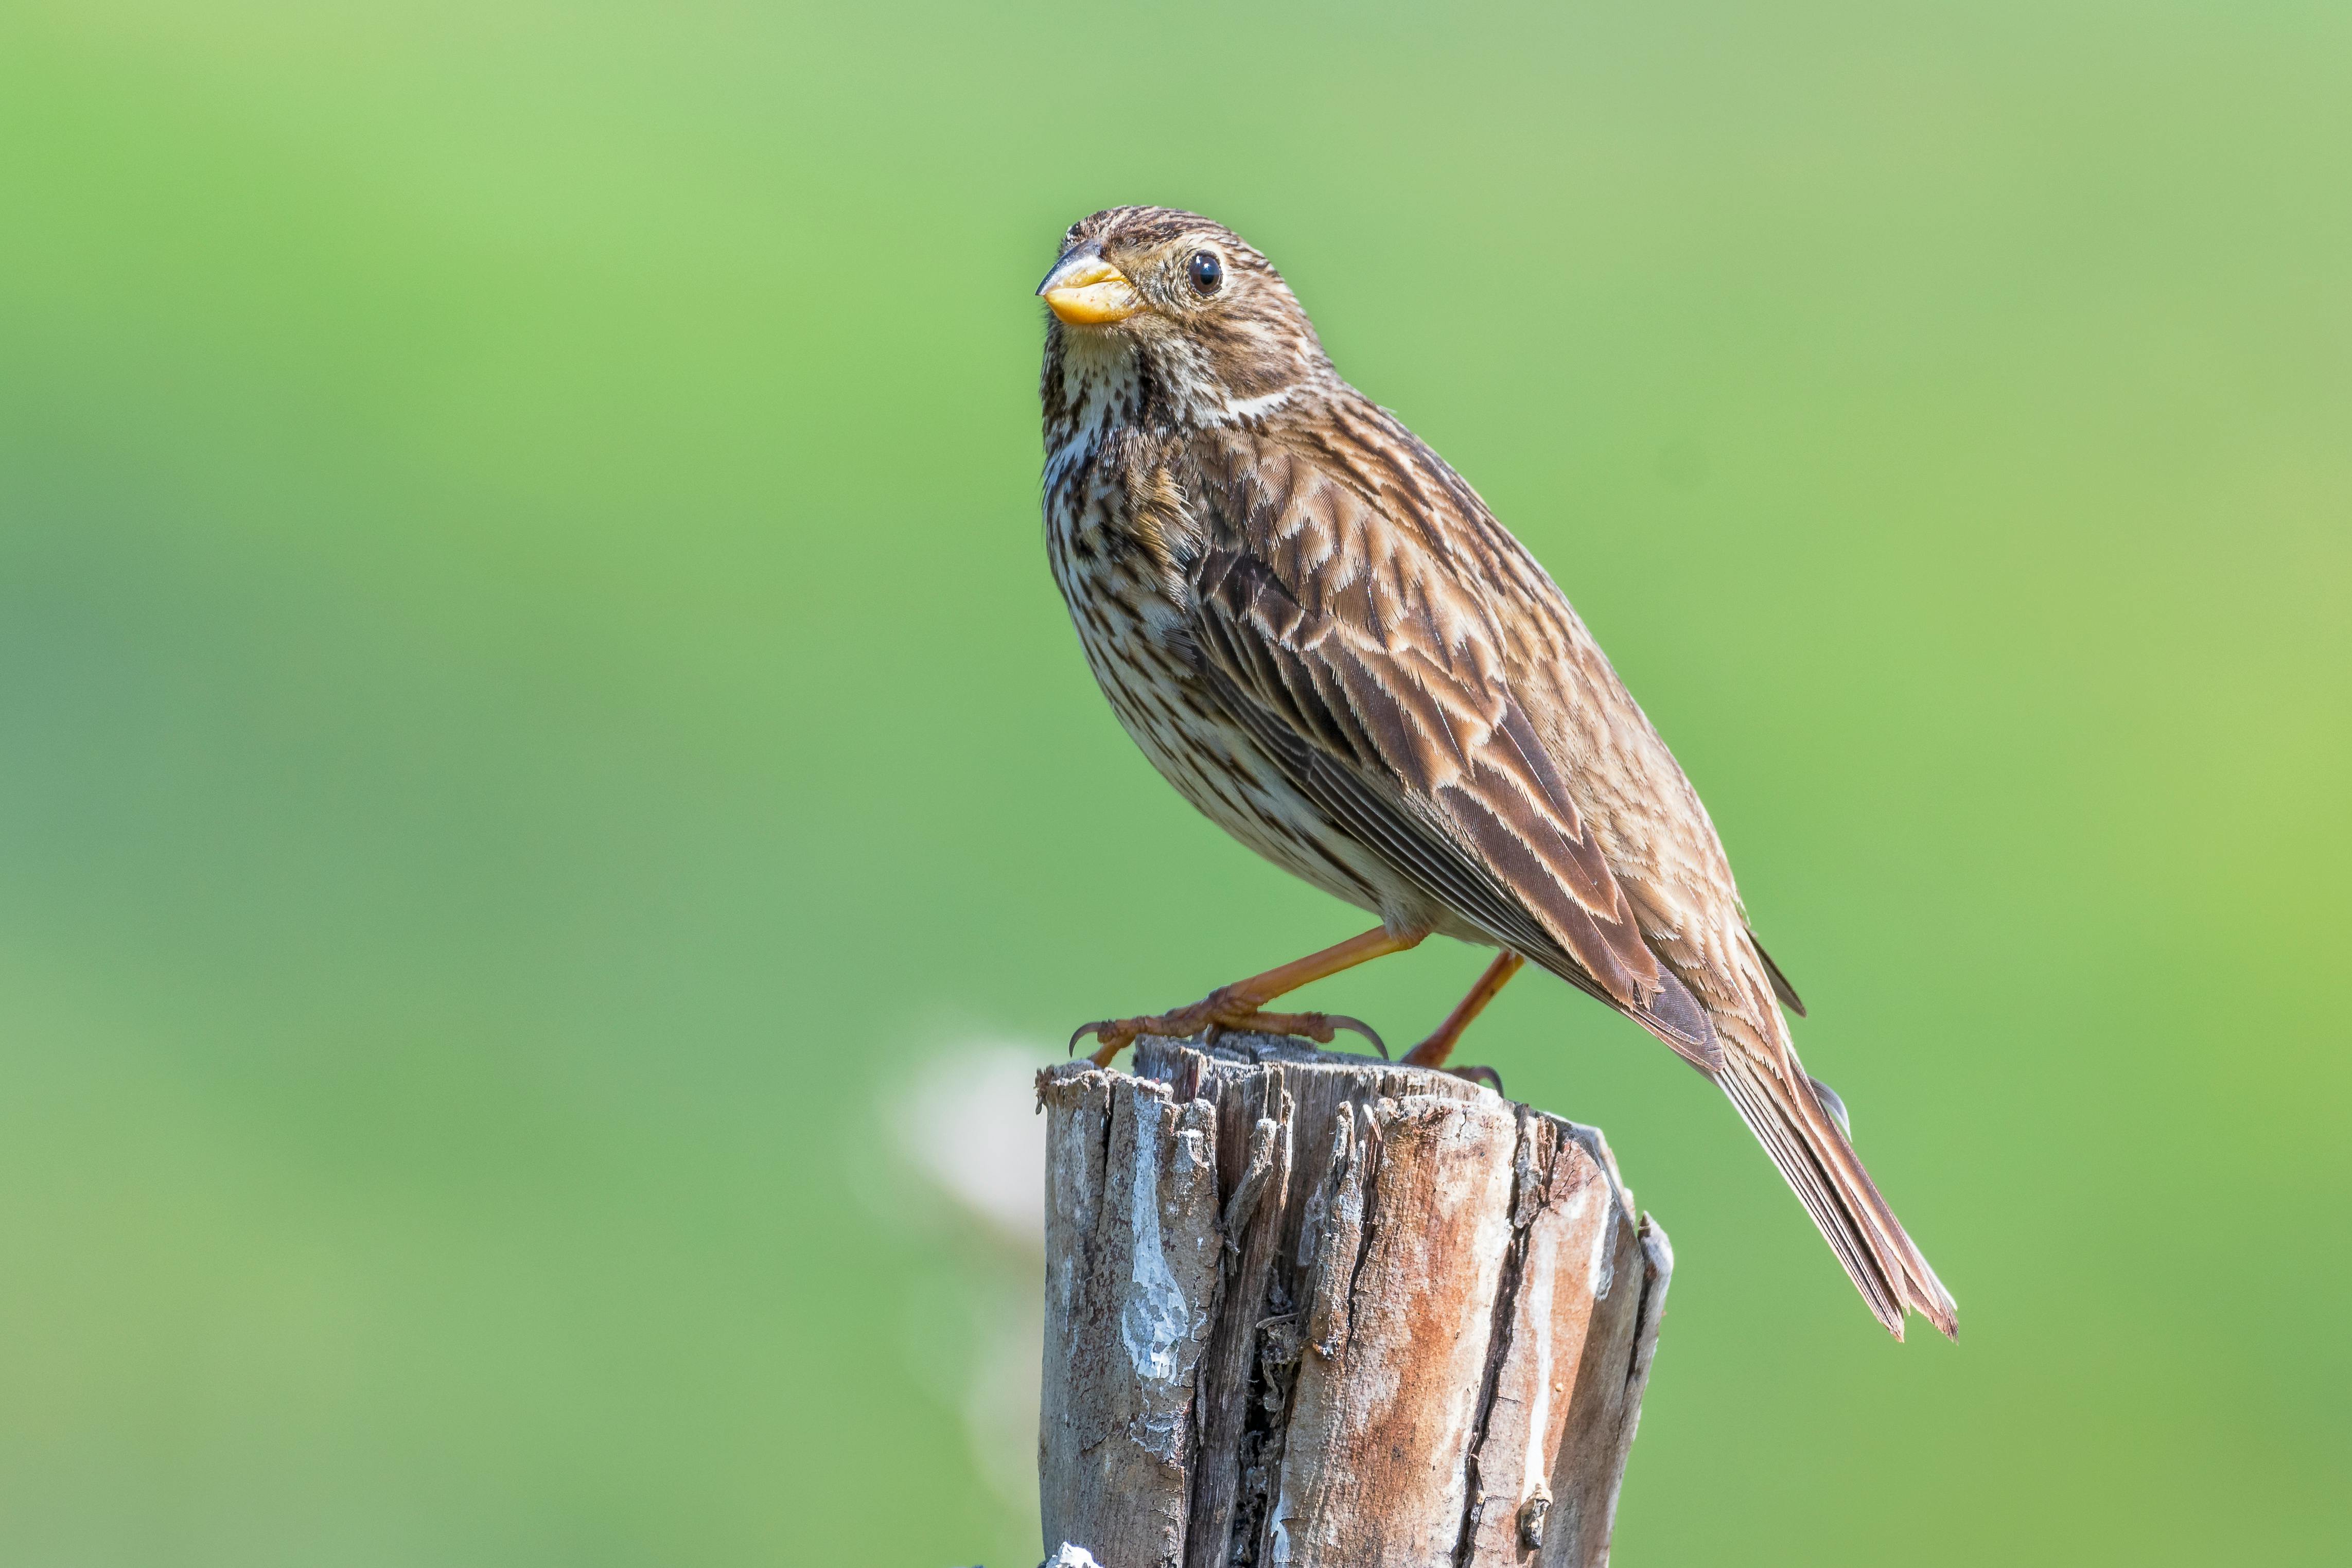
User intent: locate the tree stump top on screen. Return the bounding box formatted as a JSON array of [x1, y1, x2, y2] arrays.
[[1035, 1034, 1671, 1568]]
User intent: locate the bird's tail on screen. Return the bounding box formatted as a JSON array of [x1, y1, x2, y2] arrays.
[[1714, 1033, 1957, 1340]]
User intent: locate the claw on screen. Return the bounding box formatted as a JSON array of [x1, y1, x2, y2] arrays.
[[1072, 1017, 1145, 1068], [1446, 1064, 1505, 1095], [1323, 1014, 1386, 1058], [1068, 1021, 1107, 1056]]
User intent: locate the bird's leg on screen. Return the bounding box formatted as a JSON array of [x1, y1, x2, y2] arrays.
[[1075, 926, 1424, 1067], [1401, 951, 1525, 1089]]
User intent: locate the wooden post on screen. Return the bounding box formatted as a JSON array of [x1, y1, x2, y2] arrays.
[[1035, 1034, 1671, 1568]]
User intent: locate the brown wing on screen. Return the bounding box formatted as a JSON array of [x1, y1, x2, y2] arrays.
[[1179, 450, 1719, 1069], [1254, 398, 1771, 1017]]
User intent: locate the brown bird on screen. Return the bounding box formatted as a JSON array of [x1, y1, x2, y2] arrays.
[[1036, 206, 1955, 1340]]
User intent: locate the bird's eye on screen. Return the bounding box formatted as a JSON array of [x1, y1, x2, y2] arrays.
[[1187, 251, 1223, 294]]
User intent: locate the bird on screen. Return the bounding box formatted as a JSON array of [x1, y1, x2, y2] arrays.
[[1034, 205, 1956, 1341]]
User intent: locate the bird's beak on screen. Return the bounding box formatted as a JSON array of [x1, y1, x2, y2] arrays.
[[1037, 251, 1143, 326]]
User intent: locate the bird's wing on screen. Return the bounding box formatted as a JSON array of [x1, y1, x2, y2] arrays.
[[1181, 447, 1720, 1069]]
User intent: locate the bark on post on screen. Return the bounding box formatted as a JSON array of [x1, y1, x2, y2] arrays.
[[1035, 1034, 1671, 1568]]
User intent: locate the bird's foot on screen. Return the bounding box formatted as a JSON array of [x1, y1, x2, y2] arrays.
[[1072, 986, 1385, 1068]]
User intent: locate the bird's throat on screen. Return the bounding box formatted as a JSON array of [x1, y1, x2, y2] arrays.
[[1044, 327, 1145, 456]]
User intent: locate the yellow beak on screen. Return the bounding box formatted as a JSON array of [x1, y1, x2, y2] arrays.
[[1037, 252, 1143, 326]]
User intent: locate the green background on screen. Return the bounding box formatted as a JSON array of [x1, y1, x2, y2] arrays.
[[4, 1, 2346, 1562]]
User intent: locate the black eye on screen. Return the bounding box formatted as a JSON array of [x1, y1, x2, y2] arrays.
[[1187, 251, 1223, 294]]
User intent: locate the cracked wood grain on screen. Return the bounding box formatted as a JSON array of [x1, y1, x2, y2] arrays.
[[1037, 1035, 1670, 1568]]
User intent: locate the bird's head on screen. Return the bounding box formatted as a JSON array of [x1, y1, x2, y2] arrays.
[[1038, 207, 1333, 429]]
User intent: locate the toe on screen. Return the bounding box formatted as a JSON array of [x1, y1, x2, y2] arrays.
[[1319, 1014, 1387, 1058]]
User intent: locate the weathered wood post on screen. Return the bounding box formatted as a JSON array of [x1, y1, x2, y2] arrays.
[[1035, 1034, 1671, 1568]]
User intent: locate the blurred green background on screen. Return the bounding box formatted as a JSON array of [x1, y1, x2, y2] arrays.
[[3, 0, 2347, 1562]]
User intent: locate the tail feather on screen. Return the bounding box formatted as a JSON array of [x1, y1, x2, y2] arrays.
[[1716, 1052, 1957, 1341]]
